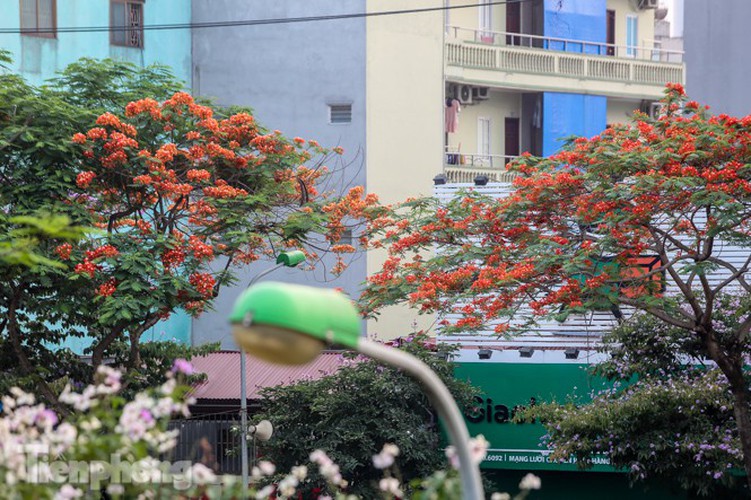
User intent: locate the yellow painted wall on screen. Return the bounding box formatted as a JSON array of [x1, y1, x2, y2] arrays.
[[607, 98, 640, 126], [365, 0, 444, 340], [446, 91, 521, 157], [606, 0, 655, 56], [447, 1, 505, 37]]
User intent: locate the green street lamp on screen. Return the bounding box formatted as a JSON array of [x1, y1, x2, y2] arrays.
[[230, 281, 484, 500]]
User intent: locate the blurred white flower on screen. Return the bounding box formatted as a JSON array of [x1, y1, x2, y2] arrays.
[[291, 465, 308, 481], [54, 484, 83, 500], [372, 443, 400, 469], [189, 463, 217, 485], [258, 460, 275, 476], [519, 473, 542, 490], [255, 484, 275, 499], [470, 435, 489, 464], [379, 477, 403, 497]]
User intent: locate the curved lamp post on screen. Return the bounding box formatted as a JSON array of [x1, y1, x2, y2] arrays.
[[230, 282, 484, 500], [239, 250, 306, 491]]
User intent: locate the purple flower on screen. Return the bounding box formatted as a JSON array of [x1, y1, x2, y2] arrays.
[[172, 358, 194, 375], [140, 409, 154, 424], [36, 409, 58, 427]]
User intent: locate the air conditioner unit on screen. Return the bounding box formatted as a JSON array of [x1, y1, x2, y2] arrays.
[[472, 87, 490, 100], [636, 0, 658, 10], [456, 84, 473, 105], [649, 102, 663, 118]]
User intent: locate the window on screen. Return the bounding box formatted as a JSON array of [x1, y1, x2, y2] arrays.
[[111, 0, 144, 48], [478, 0, 493, 43], [329, 104, 352, 124], [20, 0, 56, 38], [626, 15, 638, 57], [477, 117, 491, 158]]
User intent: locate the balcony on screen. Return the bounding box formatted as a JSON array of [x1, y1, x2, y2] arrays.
[[445, 27, 685, 100], [444, 150, 518, 184]]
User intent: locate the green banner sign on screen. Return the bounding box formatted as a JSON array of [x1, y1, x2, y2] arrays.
[[455, 361, 615, 472]]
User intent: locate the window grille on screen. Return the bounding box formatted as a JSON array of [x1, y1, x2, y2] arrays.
[[111, 0, 144, 48]]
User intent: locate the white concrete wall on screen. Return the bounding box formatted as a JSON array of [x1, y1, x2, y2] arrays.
[[606, 98, 640, 126]]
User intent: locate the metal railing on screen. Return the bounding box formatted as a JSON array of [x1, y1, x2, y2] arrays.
[[444, 151, 518, 183], [167, 411, 243, 476], [447, 26, 684, 63]]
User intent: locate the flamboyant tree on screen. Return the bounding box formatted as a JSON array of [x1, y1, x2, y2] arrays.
[[65, 91, 378, 370], [362, 84, 751, 489], [0, 55, 380, 401]]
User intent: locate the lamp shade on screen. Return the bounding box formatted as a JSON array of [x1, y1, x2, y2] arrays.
[[276, 250, 306, 267], [230, 282, 361, 364]]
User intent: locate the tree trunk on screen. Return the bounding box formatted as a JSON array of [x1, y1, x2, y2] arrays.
[[704, 330, 751, 490], [731, 382, 751, 492], [90, 325, 125, 371], [6, 293, 65, 413], [128, 329, 141, 369]]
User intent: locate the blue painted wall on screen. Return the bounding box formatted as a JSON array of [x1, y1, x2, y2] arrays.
[[541, 0, 607, 156], [1, 1, 192, 349], [57, 312, 193, 355], [0, 0, 191, 86], [542, 93, 607, 156]]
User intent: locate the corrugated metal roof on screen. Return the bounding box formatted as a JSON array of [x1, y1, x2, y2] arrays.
[[190, 350, 350, 400]]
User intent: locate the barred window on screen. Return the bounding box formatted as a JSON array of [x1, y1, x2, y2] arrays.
[[20, 0, 56, 38], [111, 0, 144, 48]]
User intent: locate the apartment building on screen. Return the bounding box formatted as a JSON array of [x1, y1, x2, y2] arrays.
[[442, 0, 682, 183]]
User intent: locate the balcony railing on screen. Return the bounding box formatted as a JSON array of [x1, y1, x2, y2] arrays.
[[444, 151, 518, 183], [445, 27, 685, 93], [447, 26, 684, 62]]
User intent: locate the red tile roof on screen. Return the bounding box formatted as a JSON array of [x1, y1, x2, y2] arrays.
[[190, 350, 351, 400]]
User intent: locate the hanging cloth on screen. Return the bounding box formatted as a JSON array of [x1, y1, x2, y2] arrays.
[[445, 98, 461, 133]]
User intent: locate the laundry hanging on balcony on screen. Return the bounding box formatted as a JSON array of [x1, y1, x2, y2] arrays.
[[445, 98, 461, 133]]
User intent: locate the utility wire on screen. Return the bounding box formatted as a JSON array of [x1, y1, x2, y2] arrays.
[[0, 0, 535, 35]]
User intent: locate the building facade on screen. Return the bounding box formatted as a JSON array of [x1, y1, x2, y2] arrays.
[[190, 0, 684, 347], [684, 0, 750, 116], [0, 0, 191, 85]]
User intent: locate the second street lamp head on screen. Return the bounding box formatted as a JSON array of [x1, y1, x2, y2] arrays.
[[229, 282, 361, 365], [276, 250, 306, 267]]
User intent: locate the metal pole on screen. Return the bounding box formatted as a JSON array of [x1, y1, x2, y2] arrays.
[[356, 340, 484, 500], [240, 351, 249, 494]]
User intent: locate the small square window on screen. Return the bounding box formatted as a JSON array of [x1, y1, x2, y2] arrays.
[[329, 104, 352, 124], [111, 0, 144, 48], [20, 0, 56, 38]]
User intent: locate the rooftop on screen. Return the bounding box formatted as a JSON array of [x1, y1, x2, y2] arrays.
[[189, 350, 352, 401]]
